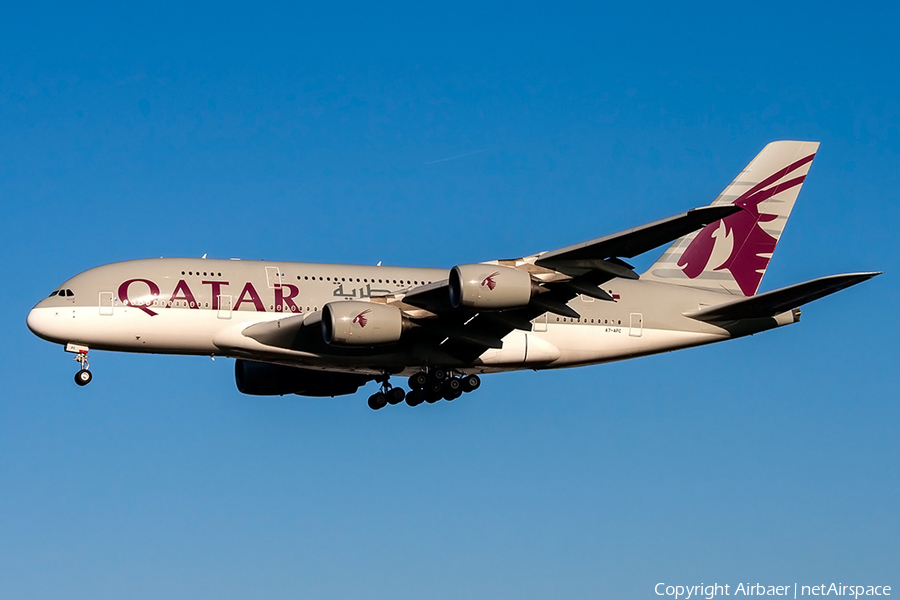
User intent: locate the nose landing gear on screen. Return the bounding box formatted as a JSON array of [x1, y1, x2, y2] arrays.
[[72, 347, 92, 386]]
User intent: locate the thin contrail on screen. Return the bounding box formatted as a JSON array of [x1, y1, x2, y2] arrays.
[[424, 148, 490, 165]]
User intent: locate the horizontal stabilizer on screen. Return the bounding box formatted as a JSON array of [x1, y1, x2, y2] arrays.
[[684, 272, 881, 322]]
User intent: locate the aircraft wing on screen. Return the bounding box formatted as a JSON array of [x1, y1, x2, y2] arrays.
[[684, 272, 881, 322], [533, 205, 741, 270]]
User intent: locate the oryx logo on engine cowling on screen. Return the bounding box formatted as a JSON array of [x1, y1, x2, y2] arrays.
[[481, 271, 500, 291], [352, 309, 371, 328]]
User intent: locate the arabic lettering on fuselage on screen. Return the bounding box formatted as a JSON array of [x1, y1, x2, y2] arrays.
[[332, 282, 391, 298]]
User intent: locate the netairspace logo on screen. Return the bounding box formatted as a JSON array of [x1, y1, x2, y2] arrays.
[[655, 582, 892, 599]]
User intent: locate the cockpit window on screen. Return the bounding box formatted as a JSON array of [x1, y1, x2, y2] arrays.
[[49, 290, 59, 297], [50, 289, 74, 297], [65, 289, 74, 297]]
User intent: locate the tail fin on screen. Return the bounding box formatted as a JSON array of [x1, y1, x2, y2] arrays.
[[642, 140, 820, 296]]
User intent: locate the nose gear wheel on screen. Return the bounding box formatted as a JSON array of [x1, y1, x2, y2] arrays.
[[73, 351, 92, 387]]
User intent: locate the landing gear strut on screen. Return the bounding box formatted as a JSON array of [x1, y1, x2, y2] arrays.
[[73, 350, 92, 386]]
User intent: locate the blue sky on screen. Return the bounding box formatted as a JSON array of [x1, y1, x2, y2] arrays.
[[2, 2, 898, 598]]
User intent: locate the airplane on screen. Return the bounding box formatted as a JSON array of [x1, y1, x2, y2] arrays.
[[27, 141, 879, 410]]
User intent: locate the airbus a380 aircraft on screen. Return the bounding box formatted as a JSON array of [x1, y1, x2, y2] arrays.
[[27, 141, 879, 409]]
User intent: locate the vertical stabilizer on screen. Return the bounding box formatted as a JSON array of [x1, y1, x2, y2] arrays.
[[642, 141, 819, 296]]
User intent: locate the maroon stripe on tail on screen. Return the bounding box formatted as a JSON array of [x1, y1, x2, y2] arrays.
[[734, 153, 815, 204], [678, 163, 812, 296]]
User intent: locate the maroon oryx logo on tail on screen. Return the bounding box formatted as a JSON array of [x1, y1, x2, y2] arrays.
[[677, 153, 815, 296], [352, 309, 371, 328], [481, 271, 500, 291]]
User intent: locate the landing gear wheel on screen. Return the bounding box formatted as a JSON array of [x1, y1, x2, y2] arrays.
[[426, 381, 442, 398], [367, 392, 387, 410], [387, 387, 406, 405], [442, 377, 462, 399], [409, 372, 429, 391], [405, 389, 424, 407], [75, 369, 92, 386], [461, 374, 481, 393], [430, 367, 447, 382]]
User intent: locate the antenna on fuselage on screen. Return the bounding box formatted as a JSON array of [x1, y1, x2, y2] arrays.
[[202, 253, 207, 259]]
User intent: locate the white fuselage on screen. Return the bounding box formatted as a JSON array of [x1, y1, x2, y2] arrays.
[[27, 258, 786, 377]]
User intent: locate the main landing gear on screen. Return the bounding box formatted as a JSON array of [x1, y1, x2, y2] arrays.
[[367, 369, 481, 410], [367, 376, 406, 410]]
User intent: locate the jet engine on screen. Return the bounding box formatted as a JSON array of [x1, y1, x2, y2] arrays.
[[234, 360, 371, 397], [322, 301, 408, 346], [449, 264, 536, 309]]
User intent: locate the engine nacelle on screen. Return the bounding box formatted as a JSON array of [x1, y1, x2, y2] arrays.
[[234, 360, 371, 397], [322, 301, 407, 346], [449, 264, 535, 309]]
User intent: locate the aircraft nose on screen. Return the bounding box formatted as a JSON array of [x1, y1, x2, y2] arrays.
[[27, 301, 61, 342]]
